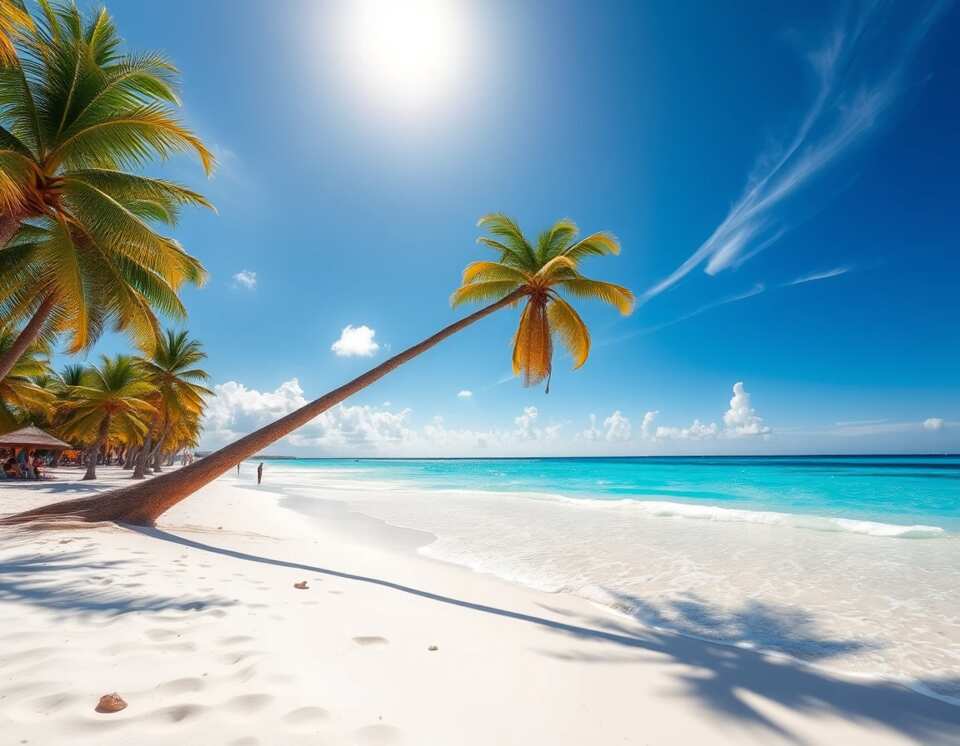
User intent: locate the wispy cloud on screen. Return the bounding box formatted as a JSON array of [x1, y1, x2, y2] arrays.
[[785, 266, 852, 286], [640, 1, 951, 304], [601, 283, 765, 345]]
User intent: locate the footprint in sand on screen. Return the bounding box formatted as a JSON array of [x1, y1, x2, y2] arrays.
[[143, 703, 206, 726], [224, 693, 273, 714], [145, 628, 180, 641], [355, 724, 403, 744], [218, 635, 256, 647], [352, 636, 389, 647], [156, 677, 205, 694], [283, 706, 331, 730]]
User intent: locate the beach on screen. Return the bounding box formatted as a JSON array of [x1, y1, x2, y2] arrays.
[[1, 465, 959, 745]]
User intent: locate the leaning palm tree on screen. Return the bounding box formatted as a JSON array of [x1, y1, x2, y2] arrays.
[[0, 327, 53, 432], [133, 329, 210, 478], [0, 0, 213, 381], [59, 354, 155, 480], [5, 214, 633, 524]]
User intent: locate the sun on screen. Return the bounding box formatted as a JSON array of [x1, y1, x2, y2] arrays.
[[345, 0, 464, 109]]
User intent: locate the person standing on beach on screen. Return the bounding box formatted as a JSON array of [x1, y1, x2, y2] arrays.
[[257, 463, 263, 485]]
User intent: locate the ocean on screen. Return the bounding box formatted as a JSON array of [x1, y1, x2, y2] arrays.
[[257, 455, 960, 701]]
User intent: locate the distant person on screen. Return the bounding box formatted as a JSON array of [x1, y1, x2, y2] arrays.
[[257, 462, 263, 485], [3, 458, 20, 478], [237, 463, 240, 476]]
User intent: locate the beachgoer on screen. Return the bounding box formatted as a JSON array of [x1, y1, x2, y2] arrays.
[[4, 458, 21, 478], [257, 463, 263, 485]]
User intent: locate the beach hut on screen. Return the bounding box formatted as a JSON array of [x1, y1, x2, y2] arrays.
[[0, 425, 72, 461]]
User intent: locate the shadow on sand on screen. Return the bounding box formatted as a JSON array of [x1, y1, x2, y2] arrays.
[[0, 550, 235, 616], [132, 525, 960, 744]]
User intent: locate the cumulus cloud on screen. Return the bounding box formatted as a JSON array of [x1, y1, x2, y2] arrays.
[[201, 378, 563, 455], [331, 325, 380, 357], [640, 2, 949, 303], [232, 270, 257, 289], [580, 411, 632, 442], [648, 382, 770, 440], [923, 417, 945, 431], [457, 390, 473, 399], [723, 382, 772, 437], [515, 406, 562, 441], [656, 420, 720, 440]]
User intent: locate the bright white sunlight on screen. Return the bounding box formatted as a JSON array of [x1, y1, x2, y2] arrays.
[[343, 0, 465, 109]]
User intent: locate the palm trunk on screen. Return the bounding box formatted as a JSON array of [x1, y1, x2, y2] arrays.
[[0, 294, 57, 382], [123, 446, 139, 469], [5, 292, 523, 525], [83, 416, 111, 481], [132, 434, 152, 479]]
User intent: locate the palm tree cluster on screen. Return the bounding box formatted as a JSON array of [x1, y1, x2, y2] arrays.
[[0, 0, 214, 479], [0, 326, 210, 480], [0, 0, 214, 382]]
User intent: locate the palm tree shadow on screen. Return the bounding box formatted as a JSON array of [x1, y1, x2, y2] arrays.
[[0, 550, 235, 616], [133, 526, 960, 744]]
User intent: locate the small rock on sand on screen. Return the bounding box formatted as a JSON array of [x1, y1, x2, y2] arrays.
[[294, 581, 309, 589], [428, 645, 438, 651], [95, 693, 127, 713]]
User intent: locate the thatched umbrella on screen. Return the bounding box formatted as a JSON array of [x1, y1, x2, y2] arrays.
[[0, 425, 71, 455]]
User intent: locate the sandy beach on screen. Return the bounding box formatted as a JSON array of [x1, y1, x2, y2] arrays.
[[0, 467, 957, 745]]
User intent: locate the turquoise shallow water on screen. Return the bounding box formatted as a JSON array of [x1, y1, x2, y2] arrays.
[[266, 455, 960, 533]]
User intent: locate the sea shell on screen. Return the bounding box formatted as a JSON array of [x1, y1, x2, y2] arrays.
[[95, 693, 127, 713], [294, 581, 309, 589]]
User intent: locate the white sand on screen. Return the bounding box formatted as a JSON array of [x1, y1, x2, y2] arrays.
[[1, 467, 958, 745]]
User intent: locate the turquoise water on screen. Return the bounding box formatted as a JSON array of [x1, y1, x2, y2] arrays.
[[267, 455, 960, 533]]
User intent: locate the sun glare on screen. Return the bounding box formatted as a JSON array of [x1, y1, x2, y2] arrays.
[[346, 0, 464, 109]]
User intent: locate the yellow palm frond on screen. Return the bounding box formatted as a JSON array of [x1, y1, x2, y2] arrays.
[[534, 255, 578, 281], [547, 295, 590, 369], [563, 232, 620, 261], [512, 299, 552, 386], [0, 0, 32, 66], [559, 278, 635, 315], [461, 261, 529, 285], [451, 280, 524, 308]]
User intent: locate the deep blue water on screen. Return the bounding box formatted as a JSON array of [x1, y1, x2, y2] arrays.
[[264, 455, 960, 532]]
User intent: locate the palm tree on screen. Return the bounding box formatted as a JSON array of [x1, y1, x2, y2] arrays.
[[4, 214, 634, 524], [0, 0, 214, 382], [0, 0, 30, 67], [133, 329, 210, 478], [0, 327, 53, 432], [60, 354, 155, 480]]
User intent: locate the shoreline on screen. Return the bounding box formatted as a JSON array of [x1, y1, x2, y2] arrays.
[[2, 467, 959, 744]]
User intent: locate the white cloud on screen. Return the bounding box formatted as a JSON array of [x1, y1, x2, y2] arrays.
[[723, 382, 772, 437], [580, 411, 632, 442], [201, 378, 562, 455], [641, 411, 658, 439], [232, 270, 257, 289], [331, 325, 380, 357], [656, 420, 720, 440], [923, 417, 945, 431], [786, 266, 851, 286], [647, 382, 770, 440], [514, 406, 561, 441], [640, 3, 949, 303], [457, 390, 473, 399]]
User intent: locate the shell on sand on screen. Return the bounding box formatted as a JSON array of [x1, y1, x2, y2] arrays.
[[294, 581, 309, 589], [95, 693, 127, 713]]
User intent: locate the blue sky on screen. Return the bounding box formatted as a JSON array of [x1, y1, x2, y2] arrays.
[[75, 0, 959, 455]]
